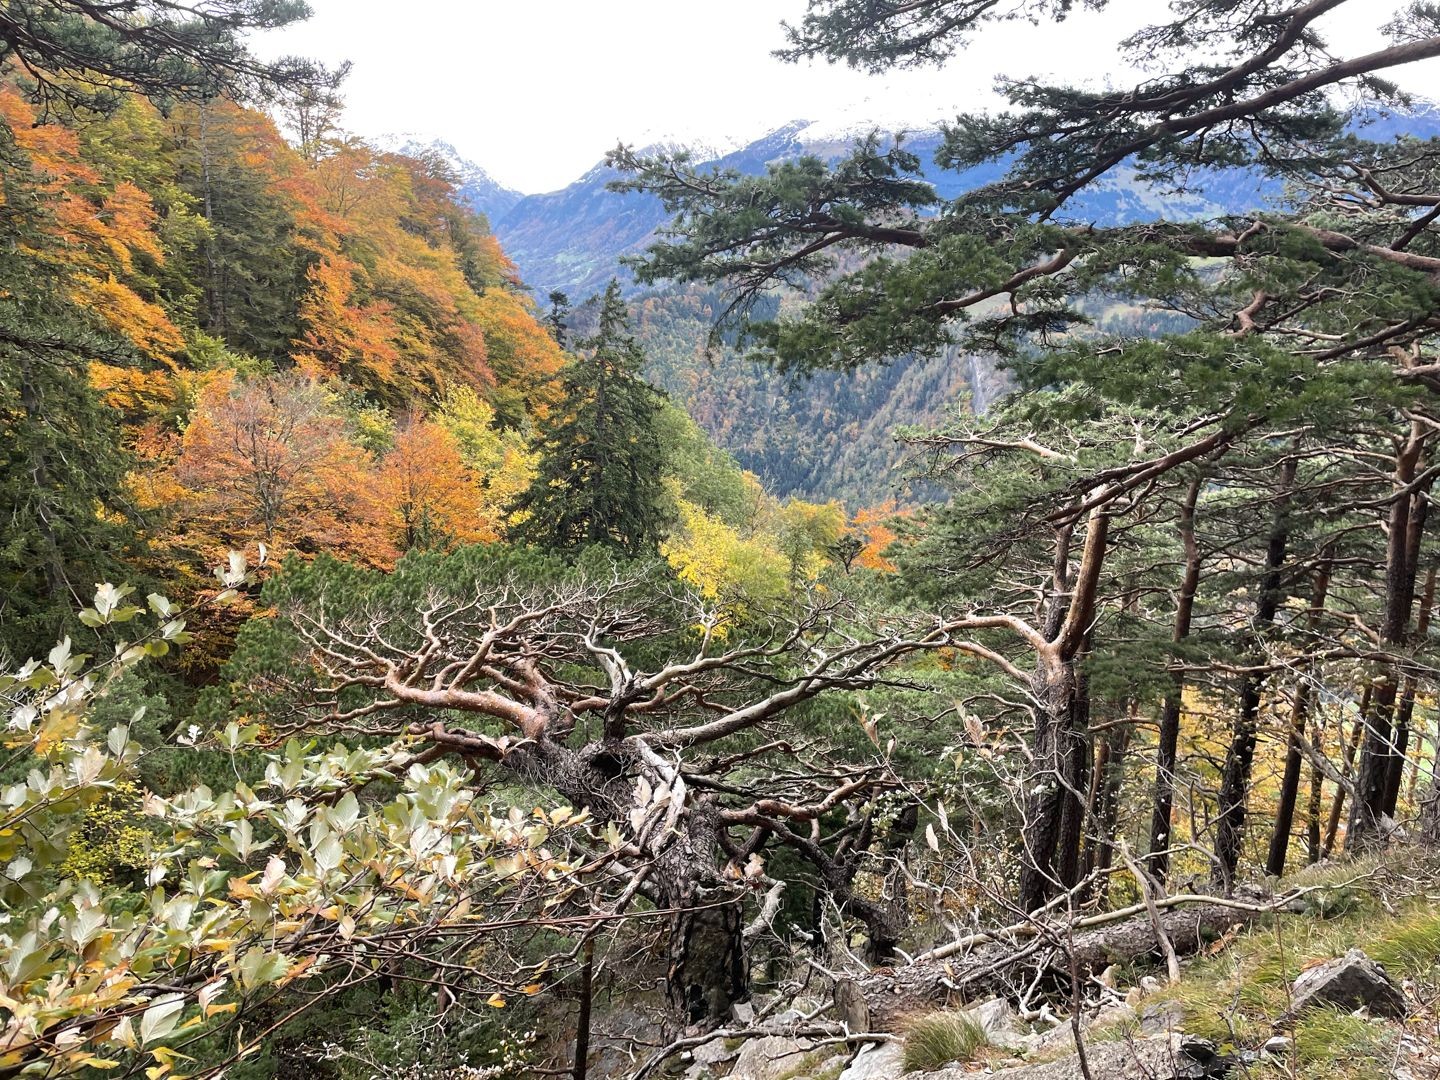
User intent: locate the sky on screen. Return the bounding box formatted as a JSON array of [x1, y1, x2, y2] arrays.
[[255, 0, 1437, 195]]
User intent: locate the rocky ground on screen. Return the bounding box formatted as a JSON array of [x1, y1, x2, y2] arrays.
[[656, 858, 1440, 1080]]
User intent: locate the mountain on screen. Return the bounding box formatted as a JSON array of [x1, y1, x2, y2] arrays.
[[376, 134, 526, 224], [484, 107, 1440, 506]]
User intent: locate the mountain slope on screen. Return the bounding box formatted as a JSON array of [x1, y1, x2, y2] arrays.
[[377, 134, 526, 224]]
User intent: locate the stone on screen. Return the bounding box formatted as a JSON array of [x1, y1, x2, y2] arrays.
[[1289, 948, 1407, 1019], [731, 1000, 756, 1025], [1140, 1000, 1186, 1036], [964, 997, 1028, 1050], [683, 1034, 740, 1080], [729, 1034, 823, 1080], [1262, 1035, 1291, 1056], [1032, 1003, 1136, 1056], [836, 1041, 903, 1080]]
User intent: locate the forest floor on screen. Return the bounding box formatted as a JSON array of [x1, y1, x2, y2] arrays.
[[1058, 853, 1440, 1079]]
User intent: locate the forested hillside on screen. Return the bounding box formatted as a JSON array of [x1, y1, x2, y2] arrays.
[[12, 3, 1440, 1080]]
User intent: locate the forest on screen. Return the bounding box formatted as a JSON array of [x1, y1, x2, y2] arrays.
[[8, 1, 1440, 1078]]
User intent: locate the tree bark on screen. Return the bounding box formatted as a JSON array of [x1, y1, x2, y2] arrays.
[[1148, 477, 1202, 884], [1018, 511, 1108, 913], [1265, 556, 1332, 878], [851, 892, 1283, 1030], [1083, 706, 1133, 895], [1351, 421, 1429, 851], [1324, 686, 1369, 857], [1383, 563, 1437, 816], [1215, 458, 1296, 890], [573, 936, 595, 1080]]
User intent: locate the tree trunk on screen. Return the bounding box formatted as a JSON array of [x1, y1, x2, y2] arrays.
[[1324, 687, 1369, 857], [851, 893, 1282, 1030], [1306, 730, 1325, 865], [1083, 708, 1133, 894], [1265, 557, 1332, 878], [1019, 512, 1108, 912], [1018, 653, 1081, 913], [1214, 459, 1296, 890], [516, 739, 748, 1024], [1148, 477, 1202, 884], [668, 902, 746, 1023], [1384, 563, 1436, 816], [1350, 421, 1429, 851], [573, 936, 595, 1080]]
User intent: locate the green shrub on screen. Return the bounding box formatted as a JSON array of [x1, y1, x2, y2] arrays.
[[902, 1011, 989, 1073]]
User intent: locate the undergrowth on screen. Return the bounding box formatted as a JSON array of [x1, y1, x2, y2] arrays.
[[901, 1011, 991, 1073], [1146, 855, 1437, 1078]]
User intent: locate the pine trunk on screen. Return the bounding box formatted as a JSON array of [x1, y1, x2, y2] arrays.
[[1147, 477, 1202, 884], [1265, 558, 1332, 877], [1214, 459, 1296, 890], [1350, 422, 1429, 852]]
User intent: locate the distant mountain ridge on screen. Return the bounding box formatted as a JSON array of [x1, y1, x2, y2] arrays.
[[410, 108, 1440, 504]]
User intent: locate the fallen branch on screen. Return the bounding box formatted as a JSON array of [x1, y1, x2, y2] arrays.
[[856, 887, 1307, 1028]]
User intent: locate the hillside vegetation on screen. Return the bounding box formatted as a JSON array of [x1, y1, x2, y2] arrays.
[[9, 3, 1440, 1080]]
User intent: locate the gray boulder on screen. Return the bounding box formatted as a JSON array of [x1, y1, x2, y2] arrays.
[[729, 1033, 828, 1080], [1289, 948, 1407, 1019], [964, 997, 1028, 1050], [836, 1041, 904, 1080]]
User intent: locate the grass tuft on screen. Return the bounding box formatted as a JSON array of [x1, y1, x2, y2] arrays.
[[901, 1011, 990, 1073]]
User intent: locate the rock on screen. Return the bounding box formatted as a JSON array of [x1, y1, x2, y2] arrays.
[[731, 1000, 756, 1025], [836, 1041, 903, 1080], [964, 997, 1028, 1050], [915, 1033, 1233, 1079], [729, 1034, 823, 1080], [1289, 948, 1407, 1019], [1262, 1035, 1291, 1056], [683, 1034, 741, 1080], [1032, 1003, 1136, 1056], [1140, 1000, 1186, 1035]]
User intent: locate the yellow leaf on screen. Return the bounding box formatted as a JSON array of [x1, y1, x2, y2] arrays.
[[485, 994, 506, 1008], [78, 1058, 121, 1070]]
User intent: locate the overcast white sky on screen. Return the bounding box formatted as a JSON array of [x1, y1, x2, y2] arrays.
[[257, 1, 1435, 194]]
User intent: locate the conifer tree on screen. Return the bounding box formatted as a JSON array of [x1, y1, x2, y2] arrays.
[[512, 280, 667, 557], [0, 0, 341, 121], [0, 128, 143, 658]]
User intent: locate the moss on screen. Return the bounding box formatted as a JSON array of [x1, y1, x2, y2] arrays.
[[902, 1011, 990, 1073]]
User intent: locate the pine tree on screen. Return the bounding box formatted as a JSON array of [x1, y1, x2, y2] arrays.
[[0, 0, 341, 121], [512, 281, 666, 557]]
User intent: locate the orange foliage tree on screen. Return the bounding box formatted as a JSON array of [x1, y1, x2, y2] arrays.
[[377, 416, 499, 552], [173, 371, 390, 565]]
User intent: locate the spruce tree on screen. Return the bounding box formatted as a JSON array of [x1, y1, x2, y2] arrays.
[[512, 280, 667, 557], [0, 128, 144, 659]]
